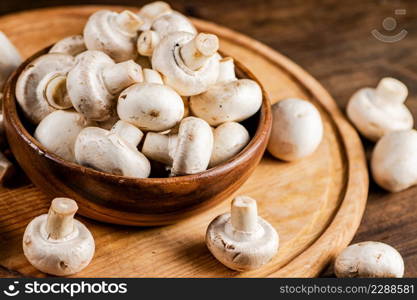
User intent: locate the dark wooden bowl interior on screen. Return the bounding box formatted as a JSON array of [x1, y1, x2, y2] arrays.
[[3, 47, 272, 226]]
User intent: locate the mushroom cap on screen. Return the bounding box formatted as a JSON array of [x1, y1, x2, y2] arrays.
[[74, 127, 151, 178], [190, 79, 262, 126], [267, 98, 323, 161], [0, 31, 22, 90], [152, 32, 220, 96], [137, 1, 172, 31], [49, 35, 87, 56], [22, 214, 95, 276], [84, 10, 140, 62], [34, 110, 90, 162], [347, 79, 413, 142], [209, 122, 250, 167], [117, 83, 184, 132], [371, 129, 417, 192], [171, 117, 213, 175], [67, 51, 140, 121], [16, 53, 75, 124], [206, 212, 279, 271], [151, 11, 197, 39], [334, 241, 404, 278]]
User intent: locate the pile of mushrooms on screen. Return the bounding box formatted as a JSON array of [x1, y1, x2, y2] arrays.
[[347, 77, 416, 192], [15, 1, 262, 178]]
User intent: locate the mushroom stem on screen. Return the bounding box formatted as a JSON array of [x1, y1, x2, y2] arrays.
[[143, 68, 163, 84], [231, 196, 258, 232], [102, 60, 143, 94], [46, 198, 78, 240], [45, 75, 72, 109], [110, 120, 144, 147], [180, 33, 219, 71], [137, 30, 160, 57], [375, 77, 408, 105], [0, 152, 14, 184], [217, 57, 237, 83], [142, 132, 177, 165], [115, 10, 143, 34]]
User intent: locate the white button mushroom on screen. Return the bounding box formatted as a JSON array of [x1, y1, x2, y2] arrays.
[[110, 120, 144, 148], [136, 11, 197, 58], [371, 129, 417, 192], [34, 110, 91, 162], [142, 116, 213, 175], [152, 32, 220, 96], [23, 197, 95, 276], [0, 31, 22, 91], [206, 196, 279, 271], [137, 30, 160, 57], [166, 116, 213, 176], [67, 50, 143, 121], [137, 1, 196, 38], [209, 122, 250, 167], [151, 10, 196, 39], [49, 35, 87, 57], [16, 53, 75, 124], [137, 1, 173, 31], [189, 57, 262, 126], [334, 241, 404, 278], [84, 10, 143, 62], [347, 77, 414, 142], [117, 72, 184, 132], [74, 123, 150, 178], [0, 152, 14, 185], [267, 98, 324, 161]]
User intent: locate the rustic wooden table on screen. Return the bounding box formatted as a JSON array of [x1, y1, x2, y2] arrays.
[[0, 0, 416, 277]]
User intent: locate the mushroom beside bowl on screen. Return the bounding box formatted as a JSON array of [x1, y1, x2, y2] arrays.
[[3, 47, 272, 226]]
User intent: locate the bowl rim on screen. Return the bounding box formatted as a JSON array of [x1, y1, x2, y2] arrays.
[[3, 46, 272, 185]]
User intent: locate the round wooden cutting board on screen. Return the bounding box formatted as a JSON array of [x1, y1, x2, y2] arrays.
[[0, 5, 368, 278]]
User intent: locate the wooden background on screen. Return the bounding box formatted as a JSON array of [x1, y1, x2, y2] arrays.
[[1, 0, 416, 277]]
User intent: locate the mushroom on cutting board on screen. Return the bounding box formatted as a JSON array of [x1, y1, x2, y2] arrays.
[[16, 53, 75, 124], [117, 70, 184, 132], [142, 116, 213, 175], [334, 241, 404, 278], [67, 50, 142, 121], [206, 196, 279, 271], [267, 98, 324, 161], [49, 35, 86, 56], [371, 129, 417, 192], [209, 122, 250, 167], [189, 57, 262, 126], [23, 197, 95, 276], [74, 122, 150, 178], [347, 77, 413, 142], [84, 10, 143, 62], [152, 32, 220, 96], [34, 110, 90, 162]]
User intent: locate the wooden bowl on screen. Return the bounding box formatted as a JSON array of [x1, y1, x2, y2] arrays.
[[2, 47, 272, 226]]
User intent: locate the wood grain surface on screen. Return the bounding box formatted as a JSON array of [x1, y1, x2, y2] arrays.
[[0, 0, 416, 276]]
